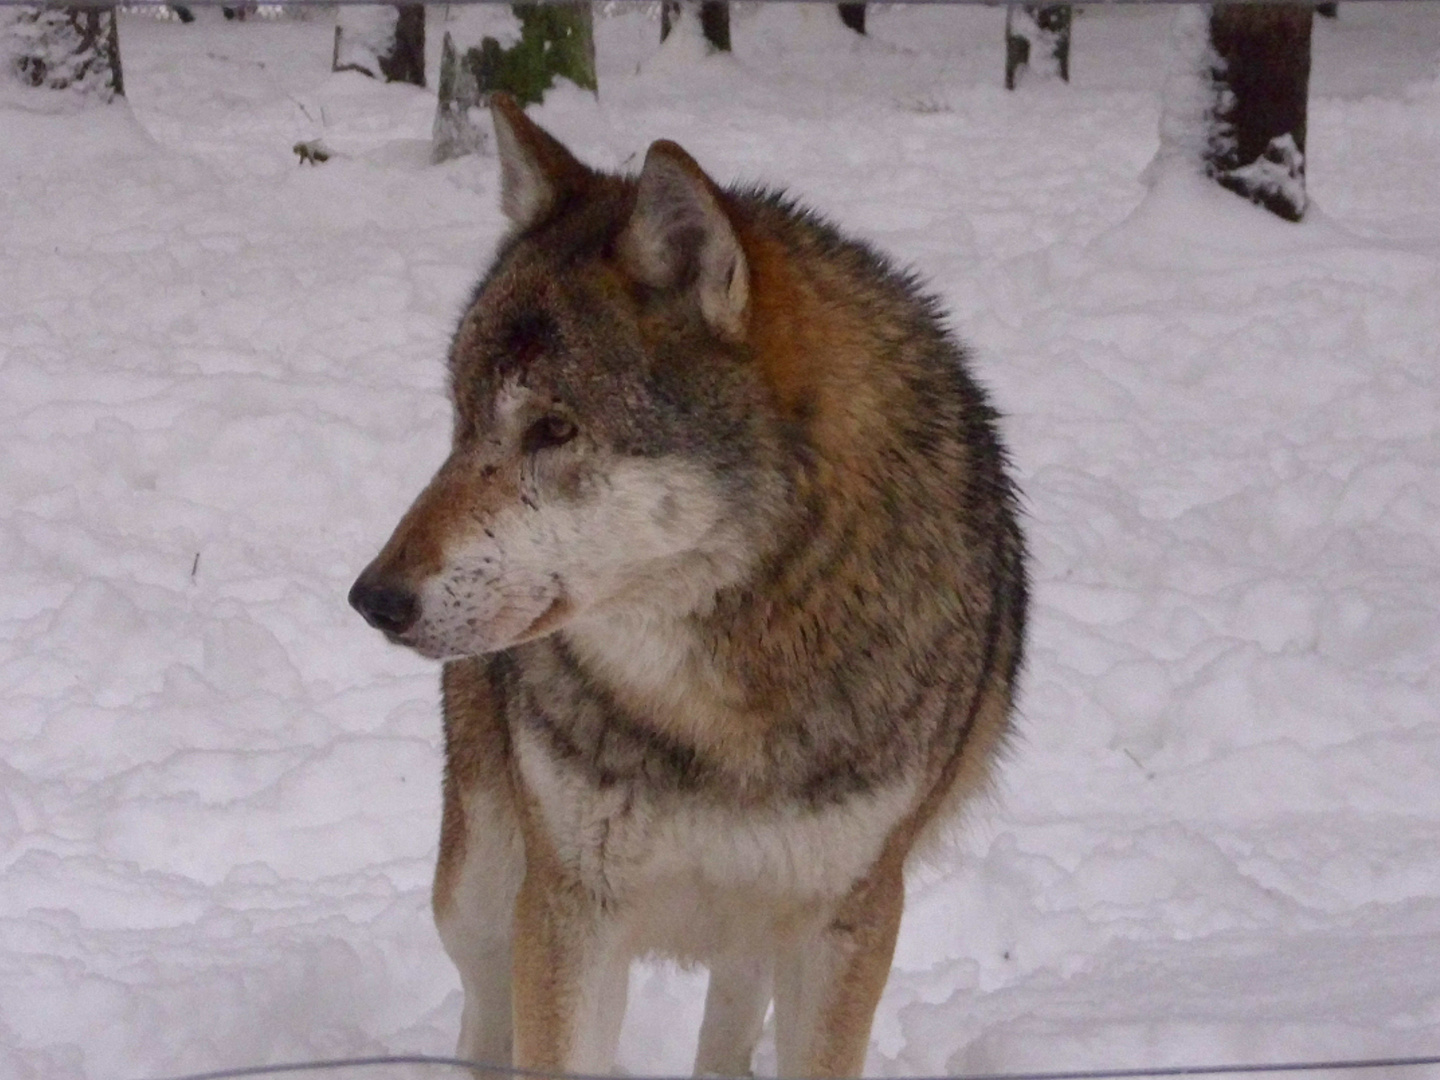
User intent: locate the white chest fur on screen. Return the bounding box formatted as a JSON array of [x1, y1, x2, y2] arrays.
[[514, 724, 917, 958]]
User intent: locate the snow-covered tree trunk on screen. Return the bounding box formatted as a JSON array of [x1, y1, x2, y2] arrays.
[[838, 3, 865, 36], [432, 2, 596, 165], [1154, 3, 1312, 223], [432, 30, 483, 165], [1005, 3, 1071, 90], [3, 4, 123, 101], [661, 1, 730, 54], [1207, 3, 1312, 222], [333, 4, 425, 87]]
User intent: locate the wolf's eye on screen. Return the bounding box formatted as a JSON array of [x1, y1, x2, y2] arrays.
[[523, 414, 578, 455]]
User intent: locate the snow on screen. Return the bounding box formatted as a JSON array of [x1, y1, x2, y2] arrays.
[[2, 4, 1438, 1079]]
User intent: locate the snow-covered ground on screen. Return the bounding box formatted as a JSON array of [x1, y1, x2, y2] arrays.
[[3, 4, 1439, 1079]]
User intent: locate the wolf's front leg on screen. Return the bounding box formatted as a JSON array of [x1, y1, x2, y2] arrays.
[[695, 947, 774, 1077], [434, 659, 527, 1065], [511, 858, 631, 1073], [434, 782, 526, 1065], [773, 866, 904, 1078]]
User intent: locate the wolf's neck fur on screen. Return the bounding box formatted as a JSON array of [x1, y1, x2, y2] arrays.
[[561, 601, 776, 784], [547, 199, 998, 796]]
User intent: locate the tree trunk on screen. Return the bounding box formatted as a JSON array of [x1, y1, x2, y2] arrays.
[[661, 1, 730, 53], [384, 5, 424, 86], [1204, 2, 1313, 222], [333, 4, 425, 87], [432, 2, 596, 165], [5, 4, 123, 101], [837, 3, 865, 35], [432, 30, 483, 164], [1005, 4, 1071, 91]]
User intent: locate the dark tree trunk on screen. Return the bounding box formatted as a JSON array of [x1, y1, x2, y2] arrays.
[[381, 5, 425, 86], [838, 3, 865, 35], [661, 0, 730, 53], [432, 2, 596, 164], [6, 4, 123, 101], [699, 1, 730, 52], [1005, 4, 1071, 91], [333, 4, 425, 87], [1204, 2, 1313, 222]]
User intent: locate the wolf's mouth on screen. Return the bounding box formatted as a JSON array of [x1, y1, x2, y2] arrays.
[[517, 592, 573, 642], [390, 584, 575, 660]]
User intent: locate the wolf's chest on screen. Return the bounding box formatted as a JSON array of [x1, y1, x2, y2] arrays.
[[512, 723, 916, 910]]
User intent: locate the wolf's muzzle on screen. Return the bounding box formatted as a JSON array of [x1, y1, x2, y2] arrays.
[[348, 575, 420, 636]]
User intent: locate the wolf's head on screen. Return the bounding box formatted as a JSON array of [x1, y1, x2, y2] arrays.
[[349, 97, 787, 660]]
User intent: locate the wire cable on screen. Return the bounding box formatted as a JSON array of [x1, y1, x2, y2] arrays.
[[147, 1051, 1440, 1080]]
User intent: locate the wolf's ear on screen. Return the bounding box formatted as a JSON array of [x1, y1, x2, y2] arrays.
[[490, 93, 589, 232], [619, 141, 750, 341]]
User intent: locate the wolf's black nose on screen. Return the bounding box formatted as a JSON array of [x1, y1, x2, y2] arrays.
[[349, 577, 419, 635]]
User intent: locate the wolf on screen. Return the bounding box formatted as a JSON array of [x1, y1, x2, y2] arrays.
[[349, 94, 1027, 1078]]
